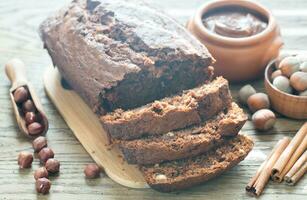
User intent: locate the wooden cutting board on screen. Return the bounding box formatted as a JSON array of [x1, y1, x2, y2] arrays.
[[43, 66, 148, 189]]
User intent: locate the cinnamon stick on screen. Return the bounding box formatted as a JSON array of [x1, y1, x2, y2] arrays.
[[247, 137, 291, 196], [271, 122, 307, 182], [246, 143, 278, 191], [285, 162, 307, 185], [278, 135, 307, 180], [284, 151, 307, 184]]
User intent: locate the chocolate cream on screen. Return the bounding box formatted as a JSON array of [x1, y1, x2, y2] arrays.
[[202, 9, 267, 38]]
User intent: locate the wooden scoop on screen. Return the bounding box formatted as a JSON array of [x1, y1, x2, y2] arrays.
[[5, 58, 48, 138]]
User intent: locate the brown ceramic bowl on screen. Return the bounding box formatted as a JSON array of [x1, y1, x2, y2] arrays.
[[187, 0, 283, 82], [264, 60, 307, 119]]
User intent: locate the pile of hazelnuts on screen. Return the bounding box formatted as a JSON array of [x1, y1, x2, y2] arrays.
[[15, 86, 102, 194], [18, 136, 60, 194], [239, 85, 276, 131], [272, 53, 307, 96], [18, 135, 102, 195], [14, 86, 56, 194], [238, 53, 307, 131], [13, 86, 44, 135]]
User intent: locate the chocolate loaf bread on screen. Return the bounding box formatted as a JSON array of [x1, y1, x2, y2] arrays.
[[101, 77, 231, 140], [119, 103, 247, 164], [140, 134, 253, 192], [40, 0, 214, 114]]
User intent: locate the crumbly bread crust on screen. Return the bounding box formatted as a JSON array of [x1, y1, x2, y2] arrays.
[[40, 0, 214, 114], [119, 103, 247, 164], [140, 134, 253, 192], [101, 77, 231, 140]]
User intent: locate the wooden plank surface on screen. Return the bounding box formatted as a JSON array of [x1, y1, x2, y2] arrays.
[[0, 0, 306, 199], [43, 67, 148, 189]]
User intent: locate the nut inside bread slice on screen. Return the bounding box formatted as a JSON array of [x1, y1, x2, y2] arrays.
[[119, 102, 247, 164], [140, 134, 253, 192]]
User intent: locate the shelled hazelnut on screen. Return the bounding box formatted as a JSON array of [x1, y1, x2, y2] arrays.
[[247, 93, 270, 113], [12, 86, 47, 137], [34, 167, 49, 180], [32, 136, 48, 152], [18, 151, 33, 168], [271, 70, 282, 80], [275, 51, 292, 67], [290, 71, 307, 92], [155, 173, 167, 181], [45, 159, 60, 174], [13, 86, 28, 104], [25, 112, 36, 125], [272, 76, 293, 94], [84, 164, 101, 179], [35, 178, 51, 194], [252, 109, 276, 131], [272, 54, 307, 97], [38, 148, 54, 163], [28, 122, 44, 136], [22, 99, 36, 113], [238, 84, 256, 105], [278, 56, 300, 77]]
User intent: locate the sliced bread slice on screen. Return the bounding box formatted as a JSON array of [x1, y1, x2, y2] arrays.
[[101, 77, 231, 140], [140, 134, 253, 192], [119, 103, 247, 164]]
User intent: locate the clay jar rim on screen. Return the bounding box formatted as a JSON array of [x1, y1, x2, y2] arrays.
[[265, 60, 307, 99], [193, 0, 277, 47]]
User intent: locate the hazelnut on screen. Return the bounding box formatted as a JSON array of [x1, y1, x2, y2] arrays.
[[18, 151, 33, 168], [273, 76, 293, 94], [25, 112, 36, 125], [300, 62, 307, 72], [299, 90, 307, 96], [13, 86, 28, 104], [28, 122, 43, 136], [290, 72, 307, 92], [22, 100, 36, 113], [38, 148, 54, 163], [45, 159, 60, 174], [252, 109, 276, 131], [247, 93, 270, 113], [166, 132, 175, 138], [155, 174, 167, 181], [279, 56, 300, 77], [84, 164, 101, 178], [32, 136, 47, 152], [34, 167, 49, 180], [238, 84, 256, 105], [275, 51, 292, 67], [271, 70, 282, 80], [35, 178, 51, 194]]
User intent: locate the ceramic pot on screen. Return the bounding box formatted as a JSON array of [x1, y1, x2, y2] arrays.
[[187, 0, 283, 82]]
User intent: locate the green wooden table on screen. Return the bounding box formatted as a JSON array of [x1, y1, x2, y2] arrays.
[[0, 0, 306, 199]]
